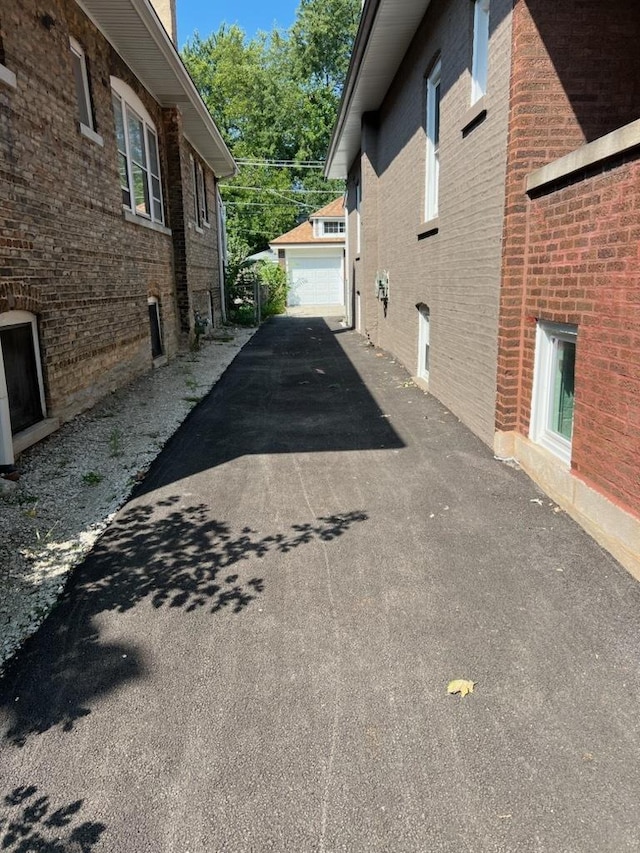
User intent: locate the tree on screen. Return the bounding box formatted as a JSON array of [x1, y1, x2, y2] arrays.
[[181, 0, 360, 256]]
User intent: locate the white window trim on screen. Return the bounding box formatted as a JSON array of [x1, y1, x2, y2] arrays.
[[425, 59, 441, 222], [355, 180, 362, 254], [111, 76, 164, 226], [322, 220, 346, 236], [147, 297, 164, 360], [190, 154, 204, 232], [70, 36, 102, 145], [198, 161, 209, 226], [471, 0, 490, 105], [0, 311, 47, 464], [417, 305, 431, 381], [0, 63, 16, 89], [530, 321, 577, 466]]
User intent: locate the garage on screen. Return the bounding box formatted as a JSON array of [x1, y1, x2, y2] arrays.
[[287, 256, 343, 306]]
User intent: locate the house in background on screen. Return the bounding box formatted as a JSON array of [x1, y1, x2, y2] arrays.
[[269, 198, 346, 309], [0, 0, 235, 470], [326, 0, 640, 578]]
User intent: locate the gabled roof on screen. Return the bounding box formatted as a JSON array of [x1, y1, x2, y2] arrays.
[[312, 196, 346, 218], [269, 198, 345, 246], [75, 0, 236, 178], [325, 0, 433, 179]]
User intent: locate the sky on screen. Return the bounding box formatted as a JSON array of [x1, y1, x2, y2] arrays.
[[176, 0, 300, 48]]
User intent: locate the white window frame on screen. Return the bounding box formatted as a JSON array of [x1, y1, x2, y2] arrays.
[[471, 0, 490, 105], [417, 305, 431, 381], [147, 297, 163, 359], [322, 220, 345, 236], [530, 321, 578, 466], [111, 77, 164, 225], [425, 59, 441, 221], [70, 37, 103, 146], [355, 180, 362, 254], [191, 156, 208, 229], [0, 311, 47, 464]]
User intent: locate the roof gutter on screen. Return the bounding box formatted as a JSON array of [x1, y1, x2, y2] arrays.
[[324, 0, 382, 179], [75, 0, 236, 178]]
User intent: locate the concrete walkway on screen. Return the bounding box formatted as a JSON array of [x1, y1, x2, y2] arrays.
[[1, 316, 639, 852]]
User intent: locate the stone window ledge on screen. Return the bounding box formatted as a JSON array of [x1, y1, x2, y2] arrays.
[[0, 64, 17, 89], [13, 419, 60, 456], [417, 217, 439, 239], [461, 96, 487, 137], [80, 122, 104, 147], [527, 118, 640, 194], [122, 208, 171, 236]]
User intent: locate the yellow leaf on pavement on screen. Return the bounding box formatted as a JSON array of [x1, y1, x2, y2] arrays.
[[447, 679, 476, 697]]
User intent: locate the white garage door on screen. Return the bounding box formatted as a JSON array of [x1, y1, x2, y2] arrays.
[[288, 256, 343, 306]]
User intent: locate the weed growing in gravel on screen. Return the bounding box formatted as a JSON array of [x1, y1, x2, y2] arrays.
[[82, 471, 103, 486], [109, 428, 123, 457], [185, 375, 198, 392], [0, 491, 37, 507], [183, 395, 203, 404]]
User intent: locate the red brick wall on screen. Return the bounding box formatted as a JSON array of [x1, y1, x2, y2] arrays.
[[498, 0, 640, 517]]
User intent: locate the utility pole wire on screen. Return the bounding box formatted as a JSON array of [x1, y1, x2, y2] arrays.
[[220, 185, 340, 195]]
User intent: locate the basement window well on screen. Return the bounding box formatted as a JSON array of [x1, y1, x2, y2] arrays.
[[530, 321, 577, 465]]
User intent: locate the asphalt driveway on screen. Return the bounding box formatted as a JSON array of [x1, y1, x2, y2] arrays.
[[1, 316, 639, 852]]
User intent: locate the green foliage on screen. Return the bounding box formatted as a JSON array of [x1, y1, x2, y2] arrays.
[[82, 472, 103, 486], [258, 261, 288, 316], [181, 0, 360, 253]]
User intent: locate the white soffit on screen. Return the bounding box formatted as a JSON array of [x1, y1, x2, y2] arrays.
[[325, 0, 432, 179], [75, 0, 236, 177]]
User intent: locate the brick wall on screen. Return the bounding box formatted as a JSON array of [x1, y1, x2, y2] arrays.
[[0, 0, 229, 434], [523, 160, 640, 513], [348, 0, 513, 446], [497, 0, 640, 518]]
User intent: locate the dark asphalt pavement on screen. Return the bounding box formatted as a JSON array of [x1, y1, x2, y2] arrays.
[[1, 316, 640, 852]]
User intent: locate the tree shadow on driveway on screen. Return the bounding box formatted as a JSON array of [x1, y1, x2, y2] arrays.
[[0, 497, 368, 747], [0, 784, 106, 852]]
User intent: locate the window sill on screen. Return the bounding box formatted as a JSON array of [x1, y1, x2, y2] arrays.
[[461, 96, 487, 137], [203, 220, 211, 229], [0, 64, 17, 89], [417, 217, 439, 239], [13, 418, 60, 456], [122, 208, 171, 235], [80, 122, 104, 147], [527, 117, 640, 194], [530, 434, 572, 469], [193, 223, 204, 234]]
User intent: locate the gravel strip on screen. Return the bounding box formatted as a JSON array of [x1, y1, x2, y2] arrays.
[[0, 326, 256, 675]]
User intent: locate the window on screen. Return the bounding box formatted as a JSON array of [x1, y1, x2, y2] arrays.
[[111, 77, 164, 224], [192, 157, 209, 228], [355, 180, 362, 253], [70, 38, 93, 130], [0, 312, 47, 464], [425, 59, 441, 221], [0, 28, 16, 89], [530, 322, 577, 465], [323, 220, 345, 235], [471, 0, 490, 104], [148, 298, 163, 359], [417, 305, 431, 381]]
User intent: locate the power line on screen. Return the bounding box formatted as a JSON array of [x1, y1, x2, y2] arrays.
[[223, 201, 313, 208], [235, 158, 325, 170], [220, 185, 341, 195]]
